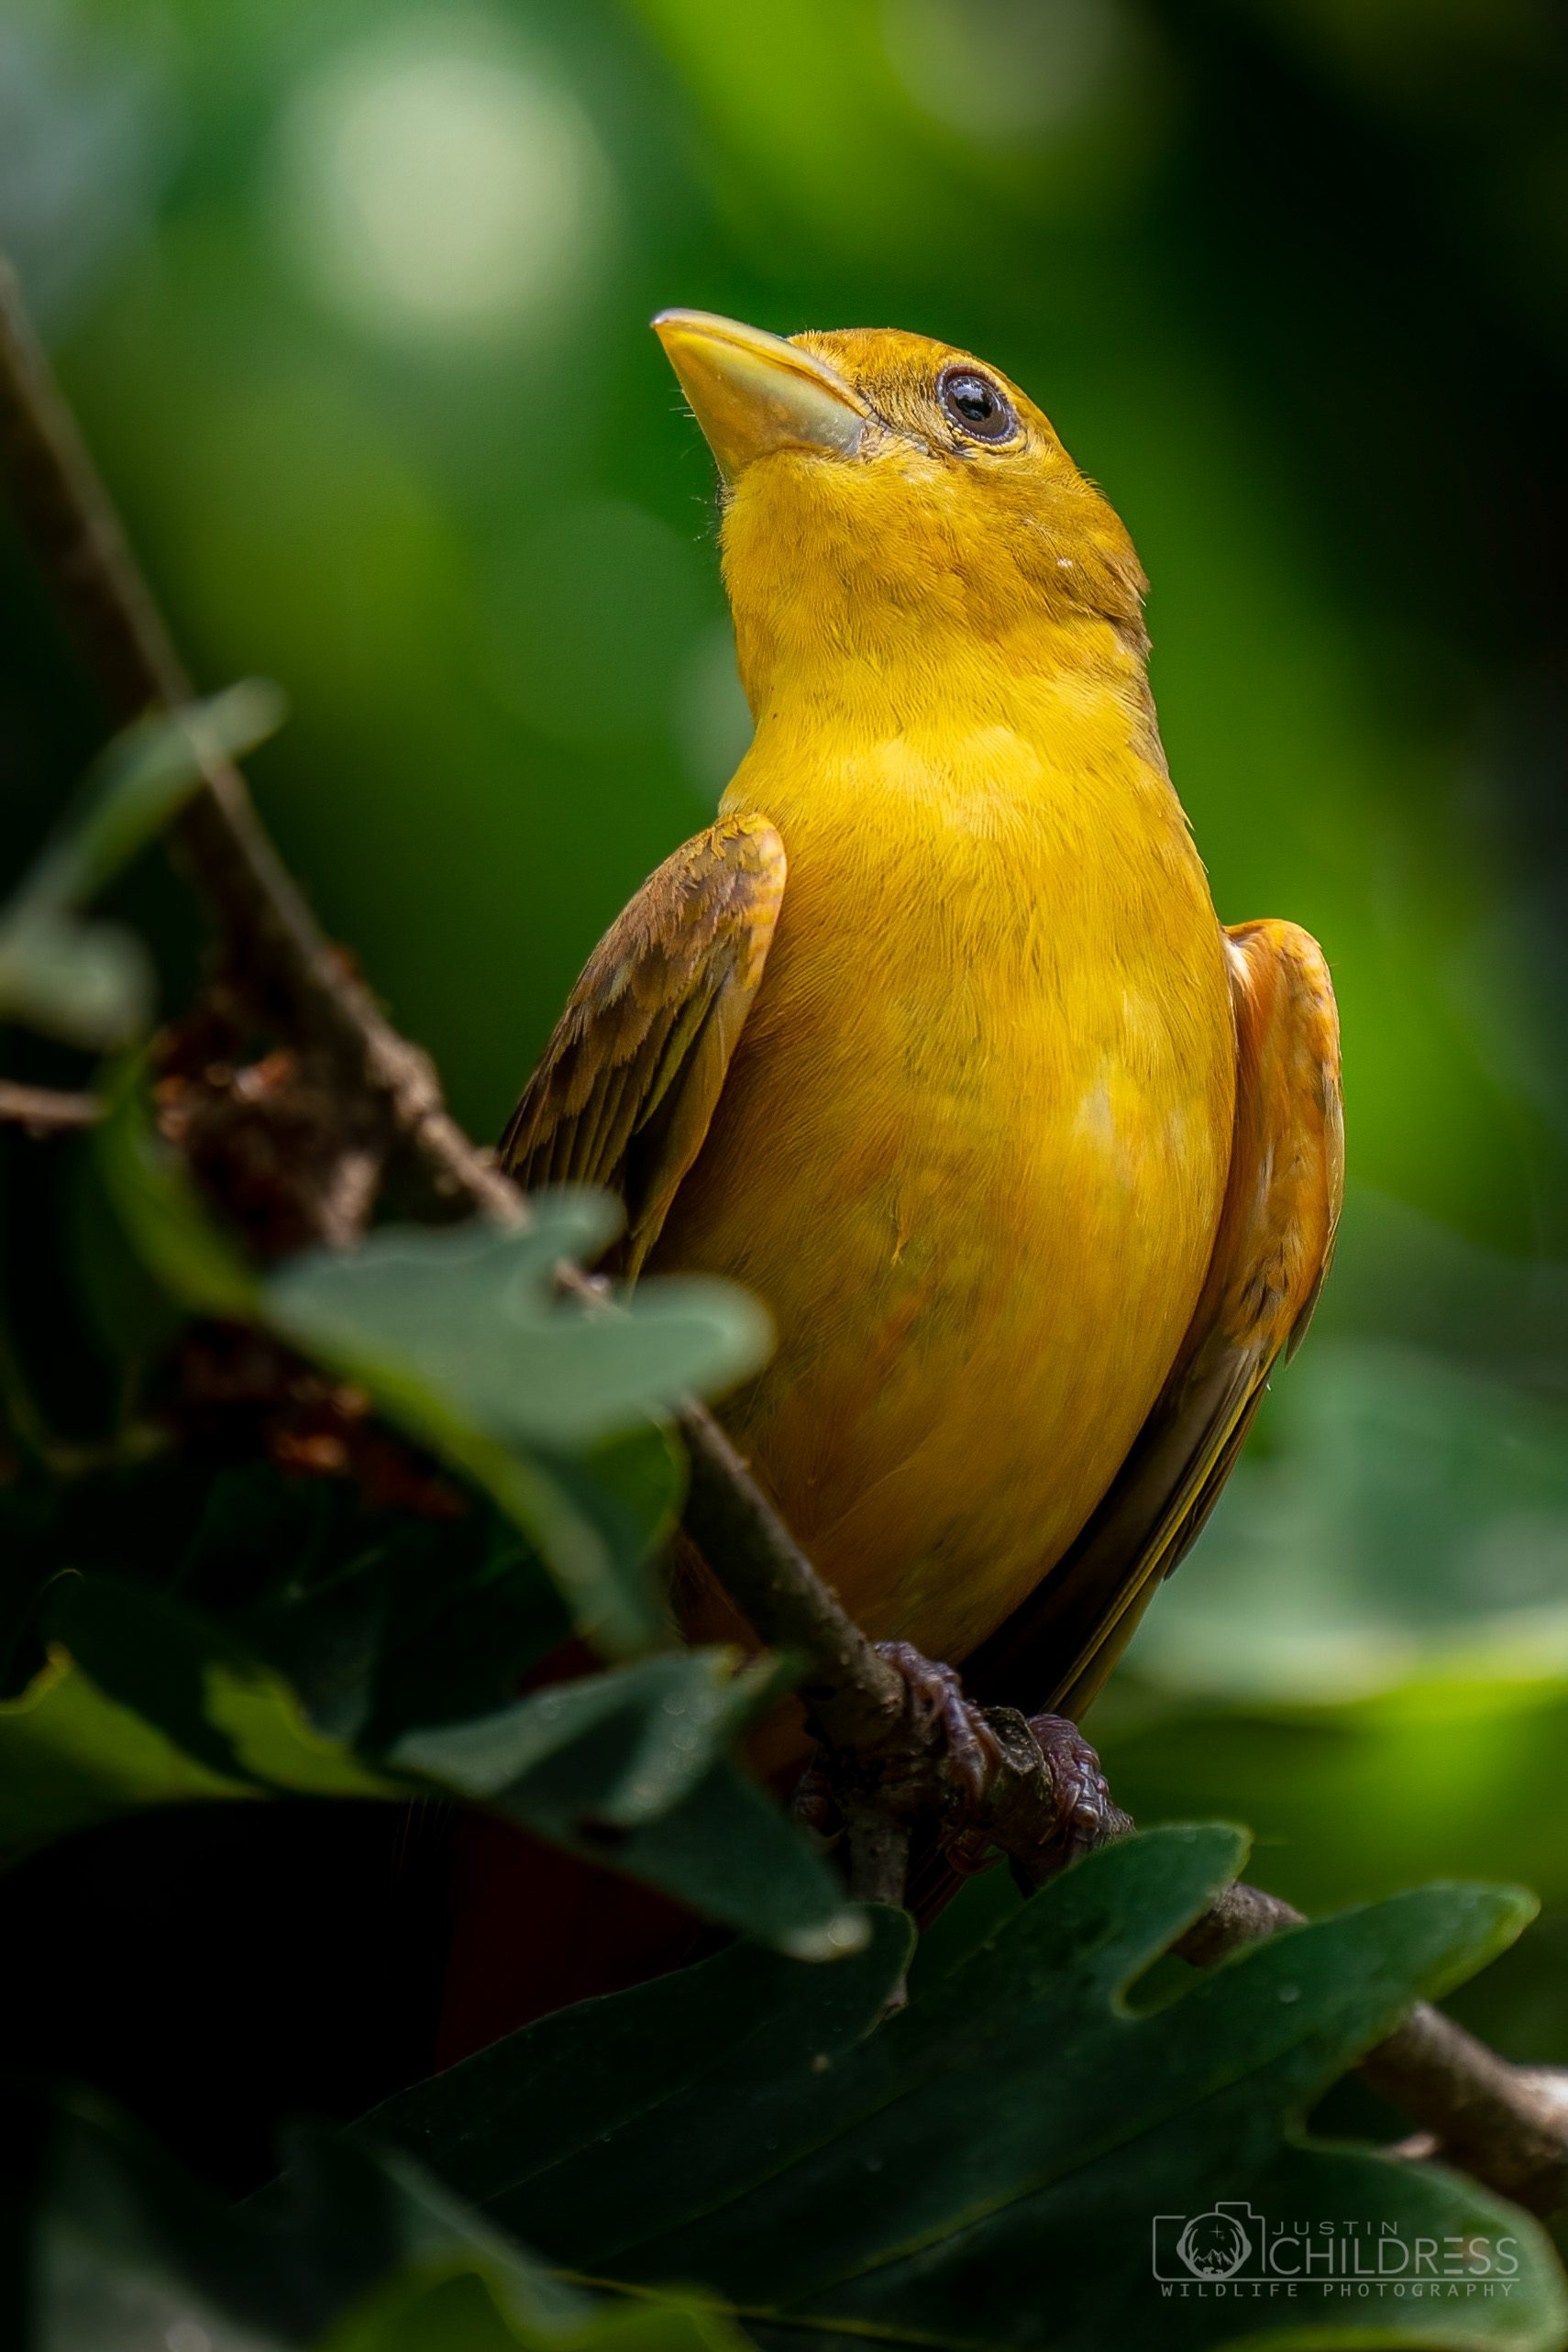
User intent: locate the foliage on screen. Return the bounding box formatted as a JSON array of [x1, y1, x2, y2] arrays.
[[264, 1206, 769, 1656], [369, 1824, 1563, 2351], [6, 6, 1568, 2343], [0, 686, 284, 1049], [36, 2100, 747, 2351], [0, 714, 1558, 2346]]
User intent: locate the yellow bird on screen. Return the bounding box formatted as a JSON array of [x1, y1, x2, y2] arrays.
[[503, 310, 1342, 1732]]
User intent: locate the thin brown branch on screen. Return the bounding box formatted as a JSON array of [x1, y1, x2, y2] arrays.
[[678, 1404, 910, 1748], [0, 1078, 101, 1132], [1175, 1879, 1568, 2214], [2, 246, 1563, 2221], [681, 1414, 1568, 2214], [0, 253, 516, 1228]]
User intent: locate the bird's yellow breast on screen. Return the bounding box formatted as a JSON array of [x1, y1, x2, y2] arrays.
[[652, 678, 1236, 1663]]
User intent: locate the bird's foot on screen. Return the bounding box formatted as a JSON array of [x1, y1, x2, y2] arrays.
[[794, 1640, 1000, 1908], [1021, 1711, 1129, 1872], [873, 1640, 996, 1814], [794, 1644, 1130, 1904]]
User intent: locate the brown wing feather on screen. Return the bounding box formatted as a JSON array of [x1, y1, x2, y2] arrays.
[[966, 917, 1343, 1722], [500, 814, 786, 1275]]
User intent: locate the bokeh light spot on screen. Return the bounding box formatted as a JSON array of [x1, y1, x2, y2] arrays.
[[880, 0, 1133, 145], [271, 18, 613, 343]]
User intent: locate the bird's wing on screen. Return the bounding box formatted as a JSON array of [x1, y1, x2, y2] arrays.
[[967, 918, 1343, 1722], [500, 813, 786, 1276]]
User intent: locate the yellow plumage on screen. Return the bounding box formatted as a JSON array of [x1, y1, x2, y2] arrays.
[[504, 313, 1341, 1718]]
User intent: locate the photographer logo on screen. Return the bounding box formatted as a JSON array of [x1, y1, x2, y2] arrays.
[[1152, 2203, 1521, 2302]]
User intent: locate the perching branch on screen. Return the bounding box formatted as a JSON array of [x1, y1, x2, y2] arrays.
[[678, 1435, 1568, 2211], [1177, 1879, 1568, 2216], [0, 257, 516, 1228], [2, 248, 1565, 2219]]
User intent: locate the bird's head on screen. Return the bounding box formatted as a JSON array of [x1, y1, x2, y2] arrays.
[[653, 309, 1147, 721]]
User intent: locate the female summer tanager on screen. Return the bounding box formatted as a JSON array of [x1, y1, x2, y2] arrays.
[[443, 314, 1342, 2051], [505, 310, 1342, 1704]]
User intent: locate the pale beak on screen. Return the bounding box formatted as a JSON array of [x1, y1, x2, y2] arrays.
[[651, 308, 867, 481]]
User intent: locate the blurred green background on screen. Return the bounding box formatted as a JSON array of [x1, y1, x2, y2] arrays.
[[5, 0, 1568, 2032]]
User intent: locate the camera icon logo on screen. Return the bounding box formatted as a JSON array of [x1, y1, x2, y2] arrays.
[[1152, 2201, 1264, 2281]]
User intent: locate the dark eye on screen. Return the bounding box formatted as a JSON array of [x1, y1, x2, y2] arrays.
[[937, 364, 1019, 445]]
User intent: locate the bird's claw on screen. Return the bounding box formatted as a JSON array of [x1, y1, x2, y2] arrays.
[[1025, 1710, 1126, 1868], [874, 1640, 995, 1815], [795, 1644, 1126, 1900]]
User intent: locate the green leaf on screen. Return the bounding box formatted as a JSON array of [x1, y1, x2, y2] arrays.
[[368, 1825, 1568, 2350], [3, 1578, 853, 1959], [0, 1648, 252, 1850], [0, 683, 286, 1049], [0, 1582, 393, 1854], [94, 1056, 260, 1320], [36, 2098, 747, 2352], [1092, 1666, 1568, 2074], [95, 1083, 757, 1663], [393, 1649, 783, 1827], [264, 1203, 767, 1657], [264, 1203, 767, 1452], [394, 1651, 864, 1961], [0, 911, 149, 1051]]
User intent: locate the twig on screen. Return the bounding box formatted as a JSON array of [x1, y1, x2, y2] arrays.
[[678, 1415, 1568, 2212], [2, 247, 1564, 2219], [678, 1406, 909, 1750], [0, 1079, 100, 1132], [1174, 1879, 1568, 2215], [0, 255, 516, 1227], [0, 248, 776, 1617]]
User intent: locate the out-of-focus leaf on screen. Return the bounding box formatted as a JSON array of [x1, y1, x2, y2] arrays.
[[394, 1651, 863, 1961], [37, 2100, 745, 2352], [0, 682, 286, 1048], [5, 1578, 852, 1958], [1097, 1673, 1568, 1919], [0, 910, 148, 1049], [394, 1648, 778, 1827], [0, 1585, 392, 1854], [1134, 1338, 1568, 1701], [370, 1825, 1566, 2351], [264, 1202, 767, 1452], [264, 1201, 767, 1657], [94, 1057, 259, 1319], [0, 1649, 250, 1849]]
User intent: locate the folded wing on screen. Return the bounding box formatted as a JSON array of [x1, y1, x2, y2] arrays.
[[500, 814, 787, 1275], [967, 918, 1343, 1720]]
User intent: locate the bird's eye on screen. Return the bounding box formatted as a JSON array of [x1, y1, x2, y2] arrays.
[[937, 364, 1019, 446]]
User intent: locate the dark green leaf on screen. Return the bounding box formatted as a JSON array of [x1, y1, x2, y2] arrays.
[[0, 1585, 392, 1854], [263, 1203, 767, 1452], [94, 1057, 260, 1320], [369, 1825, 1568, 2350], [4, 1578, 854, 1956], [0, 684, 286, 1049], [36, 2099, 746, 2351], [395, 1651, 864, 1960], [264, 1203, 767, 1656]]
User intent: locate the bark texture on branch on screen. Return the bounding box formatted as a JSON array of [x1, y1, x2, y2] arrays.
[[2, 248, 1565, 2222]]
